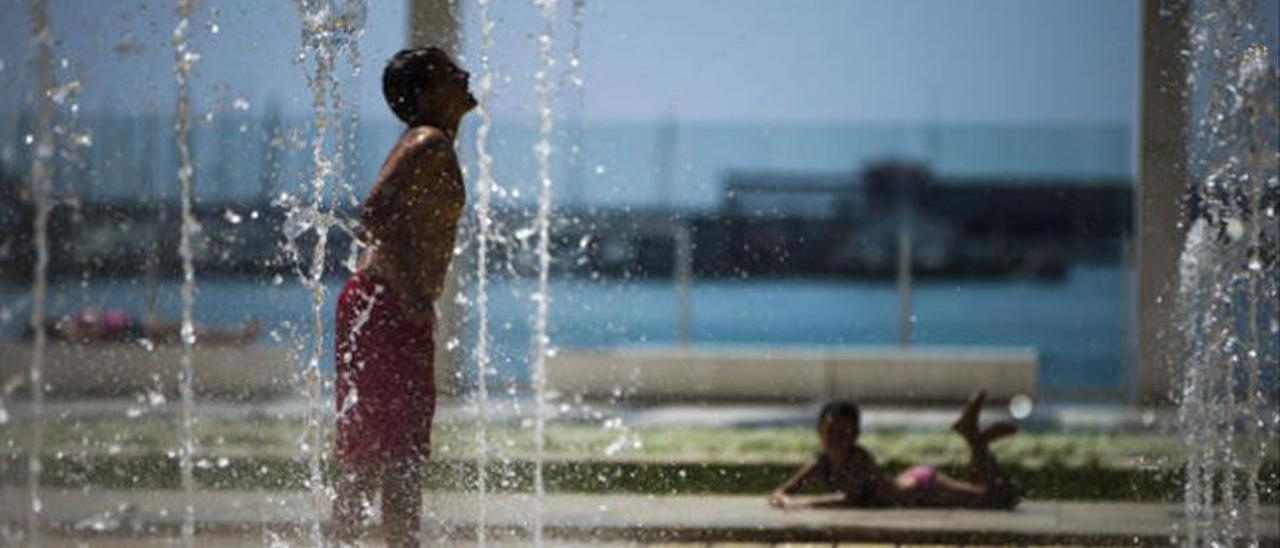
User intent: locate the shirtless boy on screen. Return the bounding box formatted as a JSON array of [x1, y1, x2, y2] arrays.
[[330, 46, 475, 547]]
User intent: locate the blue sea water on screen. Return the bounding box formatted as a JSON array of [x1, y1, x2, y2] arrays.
[[0, 265, 1132, 401]]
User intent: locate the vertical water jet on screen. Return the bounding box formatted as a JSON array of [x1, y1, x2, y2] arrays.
[[530, 0, 558, 543], [171, 0, 201, 544], [472, 0, 500, 543], [25, 1, 55, 544], [1176, 1, 1279, 545], [288, 1, 366, 544], [563, 0, 586, 207]]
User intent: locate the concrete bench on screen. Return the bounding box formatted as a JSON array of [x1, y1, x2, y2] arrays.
[[548, 345, 1037, 403], [0, 342, 296, 400]]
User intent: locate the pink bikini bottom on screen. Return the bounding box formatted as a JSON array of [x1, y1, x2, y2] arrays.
[[899, 465, 938, 488]]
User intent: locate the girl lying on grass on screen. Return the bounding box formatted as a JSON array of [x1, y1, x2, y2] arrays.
[[769, 390, 1021, 509]]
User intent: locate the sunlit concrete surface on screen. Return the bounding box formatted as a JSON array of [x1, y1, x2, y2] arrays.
[[0, 343, 293, 399], [3, 488, 1276, 546], [549, 346, 1037, 403]]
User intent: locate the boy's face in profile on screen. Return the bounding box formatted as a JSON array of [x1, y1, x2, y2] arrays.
[[818, 414, 859, 451], [415, 60, 477, 118]]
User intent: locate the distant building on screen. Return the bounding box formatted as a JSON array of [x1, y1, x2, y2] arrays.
[[711, 161, 1132, 278]]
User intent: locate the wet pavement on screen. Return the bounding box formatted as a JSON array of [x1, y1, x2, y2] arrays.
[[2, 487, 1276, 546]]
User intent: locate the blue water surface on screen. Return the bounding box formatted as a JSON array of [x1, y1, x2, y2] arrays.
[[0, 265, 1131, 401]]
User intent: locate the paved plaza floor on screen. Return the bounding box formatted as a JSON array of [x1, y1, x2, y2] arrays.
[[3, 487, 1277, 546]]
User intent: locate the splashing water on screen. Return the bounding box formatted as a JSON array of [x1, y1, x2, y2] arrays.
[[1177, 1, 1279, 546], [562, 0, 586, 206], [472, 0, 500, 544], [171, 0, 201, 544], [25, 1, 56, 544], [568, 0, 586, 92], [530, 0, 558, 544], [288, 0, 366, 544]]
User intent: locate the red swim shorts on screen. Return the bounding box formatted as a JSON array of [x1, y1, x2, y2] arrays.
[[332, 272, 436, 465]]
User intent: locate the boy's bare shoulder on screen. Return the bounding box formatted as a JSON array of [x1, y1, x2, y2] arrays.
[[398, 127, 452, 158]]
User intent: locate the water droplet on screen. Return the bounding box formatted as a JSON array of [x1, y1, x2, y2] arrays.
[[46, 80, 82, 105], [181, 324, 197, 346], [1009, 394, 1034, 419], [1225, 218, 1245, 241], [232, 98, 250, 111], [223, 209, 243, 224]]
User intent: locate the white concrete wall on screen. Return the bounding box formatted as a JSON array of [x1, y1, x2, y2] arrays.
[[1, 343, 295, 399], [548, 345, 1037, 403]]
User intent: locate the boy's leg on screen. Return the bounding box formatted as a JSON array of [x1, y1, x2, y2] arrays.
[[331, 461, 377, 544], [382, 455, 426, 548]]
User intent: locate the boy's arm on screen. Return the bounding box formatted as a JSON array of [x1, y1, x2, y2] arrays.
[[424, 219, 459, 300]]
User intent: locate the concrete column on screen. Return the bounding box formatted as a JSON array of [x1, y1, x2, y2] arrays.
[[408, 0, 465, 397], [409, 0, 461, 53], [1135, 0, 1190, 406]]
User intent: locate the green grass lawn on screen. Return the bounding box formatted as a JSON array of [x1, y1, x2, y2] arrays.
[[2, 414, 1187, 468], [2, 414, 1274, 502]]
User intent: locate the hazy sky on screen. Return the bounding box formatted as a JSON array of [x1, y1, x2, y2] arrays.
[[0, 0, 1143, 126]]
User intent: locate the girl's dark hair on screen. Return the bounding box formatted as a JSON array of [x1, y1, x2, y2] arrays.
[[382, 46, 455, 125], [819, 400, 861, 428]]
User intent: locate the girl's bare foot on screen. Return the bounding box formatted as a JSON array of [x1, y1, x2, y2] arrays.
[[980, 420, 1018, 445], [951, 389, 986, 443]]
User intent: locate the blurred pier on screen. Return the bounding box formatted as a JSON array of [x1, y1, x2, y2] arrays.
[[0, 161, 1130, 282]]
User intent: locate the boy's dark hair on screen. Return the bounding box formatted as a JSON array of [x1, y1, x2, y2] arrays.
[[382, 46, 455, 125], [819, 400, 861, 428]]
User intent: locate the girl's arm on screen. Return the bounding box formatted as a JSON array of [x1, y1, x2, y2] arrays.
[[768, 459, 823, 508]]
